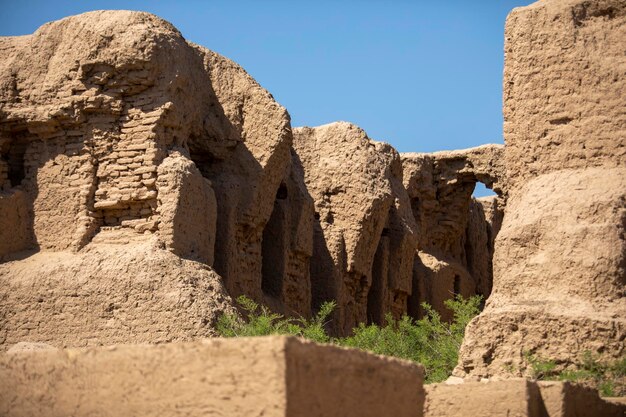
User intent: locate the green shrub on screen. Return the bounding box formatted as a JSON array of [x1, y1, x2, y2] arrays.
[[524, 350, 626, 397], [216, 294, 482, 384], [216, 295, 335, 344], [338, 295, 481, 383], [525, 352, 558, 380]]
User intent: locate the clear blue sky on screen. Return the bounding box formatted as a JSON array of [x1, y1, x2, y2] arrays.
[[0, 1, 532, 195]]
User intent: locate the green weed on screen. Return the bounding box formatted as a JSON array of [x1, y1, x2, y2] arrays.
[[525, 350, 625, 397]]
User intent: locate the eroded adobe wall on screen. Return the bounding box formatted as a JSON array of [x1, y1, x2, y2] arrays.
[[503, 0, 626, 191], [189, 46, 300, 309], [0, 12, 208, 253], [466, 196, 503, 301], [402, 145, 505, 320], [0, 10, 306, 348], [293, 123, 418, 334], [259, 150, 315, 317], [0, 233, 233, 349], [456, 0, 626, 378]]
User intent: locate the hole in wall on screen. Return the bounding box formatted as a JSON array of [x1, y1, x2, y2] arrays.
[[4, 138, 28, 187], [410, 196, 420, 221], [472, 182, 496, 198], [276, 182, 288, 200]]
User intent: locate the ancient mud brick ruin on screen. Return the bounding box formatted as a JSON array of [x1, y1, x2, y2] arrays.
[[0, 0, 625, 415], [0, 10, 506, 345]]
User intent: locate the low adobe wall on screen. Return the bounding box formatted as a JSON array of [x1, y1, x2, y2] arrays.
[[424, 379, 625, 417], [0, 336, 425, 417]]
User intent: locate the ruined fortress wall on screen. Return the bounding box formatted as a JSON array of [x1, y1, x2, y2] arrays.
[[190, 46, 301, 309], [0, 11, 309, 347], [0, 10, 505, 347], [456, 0, 626, 378]]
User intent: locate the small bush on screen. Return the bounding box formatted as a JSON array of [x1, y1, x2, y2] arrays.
[[216, 294, 482, 384], [216, 295, 335, 344], [524, 350, 626, 397], [525, 352, 557, 380]]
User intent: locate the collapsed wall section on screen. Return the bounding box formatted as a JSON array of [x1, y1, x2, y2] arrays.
[[402, 145, 505, 320]]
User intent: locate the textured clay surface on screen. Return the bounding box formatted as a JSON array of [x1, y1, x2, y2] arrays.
[[0, 336, 425, 417], [424, 379, 625, 417], [293, 122, 418, 334], [0, 231, 232, 350], [0, 10, 302, 346], [456, 0, 626, 378]]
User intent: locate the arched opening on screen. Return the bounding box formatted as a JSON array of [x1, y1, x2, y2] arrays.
[[1, 137, 28, 188], [367, 236, 387, 325], [472, 181, 497, 198], [261, 182, 288, 298]]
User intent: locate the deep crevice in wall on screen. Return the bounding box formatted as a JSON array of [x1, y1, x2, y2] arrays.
[[261, 191, 286, 298], [367, 236, 387, 325], [310, 220, 336, 314], [453, 274, 461, 297]]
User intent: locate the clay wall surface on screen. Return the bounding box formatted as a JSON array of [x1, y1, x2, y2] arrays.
[[189, 46, 297, 308], [0, 190, 32, 259], [260, 150, 315, 317], [503, 0, 626, 191], [0, 232, 232, 349], [537, 381, 626, 417], [156, 151, 217, 265], [456, 0, 626, 378], [425, 379, 546, 417], [0, 336, 425, 417], [0, 10, 295, 283], [0, 10, 312, 344]]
